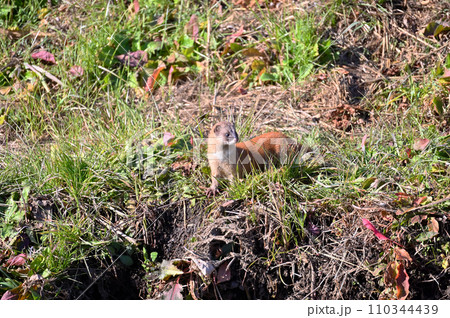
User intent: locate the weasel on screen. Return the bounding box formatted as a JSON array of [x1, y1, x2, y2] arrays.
[[206, 121, 298, 196]]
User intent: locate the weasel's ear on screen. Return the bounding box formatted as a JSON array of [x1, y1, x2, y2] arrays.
[[214, 124, 221, 133]]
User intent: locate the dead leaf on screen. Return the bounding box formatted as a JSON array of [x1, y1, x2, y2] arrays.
[[307, 222, 321, 236], [237, 87, 247, 95], [163, 282, 183, 300], [384, 261, 397, 286], [361, 134, 368, 152], [5, 253, 27, 267], [428, 217, 439, 233], [316, 72, 328, 81], [171, 160, 196, 176], [241, 48, 264, 57], [380, 210, 394, 221], [0, 28, 52, 40], [144, 63, 165, 91], [395, 262, 410, 300], [394, 247, 412, 263], [222, 25, 244, 55], [1, 290, 18, 300], [185, 14, 199, 42], [69, 65, 84, 77], [413, 138, 430, 151], [163, 132, 175, 147], [133, 0, 139, 13], [191, 258, 214, 277], [31, 50, 56, 64], [410, 214, 427, 225], [168, 65, 175, 84], [157, 14, 165, 25], [115, 51, 148, 68], [413, 196, 427, 207], [336, 68, 349, 75], [217, 261, 231, 283], [0, 86, 12, 95], [228, 25, 244, 43], [395, 192, 411, 200]]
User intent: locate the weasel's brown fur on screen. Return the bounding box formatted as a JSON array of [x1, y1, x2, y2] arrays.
[[206, 121, 297, 196]]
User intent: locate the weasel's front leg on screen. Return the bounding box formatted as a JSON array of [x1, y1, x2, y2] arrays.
[[206, 160, 220, 197]]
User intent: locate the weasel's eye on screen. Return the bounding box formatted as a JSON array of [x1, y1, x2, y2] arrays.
[[225, 133, 230, 137]]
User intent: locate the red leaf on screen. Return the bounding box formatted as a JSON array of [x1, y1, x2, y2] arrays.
[[413, 138, 430, 151], [163, 132, 175, 147], [222, 25, 244, 56], [217, 261, 231, 284], [31, 50, 56, 64], [395, 262, 410, 300], [362, 218, 390, 241], [163, 282, 183, 300], [1, 290, 18, 300], [133, 0, 139, 13], [168, 65, 175, 84], [228, 25, 244, 43], [6, 253, 27, 267], [405, 147, 412, 158], [186, 14, 199, 42], [361, 134, 368, 152], [413, 196, 427, 207], [237, 87, 247, 95], [115, 51, 148, 68], [395, 192, 410, 200], [69, 65, 84, 77], [144, 64, 165, 91]]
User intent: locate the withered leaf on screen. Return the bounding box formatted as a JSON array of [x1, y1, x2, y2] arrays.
[[384, 261, 397, 286], [217, 261, 231, 284], [428, 217, 439, 233], [1, 290, 18, 300], [6, 253, 27, 267], [31, 50, 56, 64], [69, 65, 84, 77], [413, 138, 430, 151], [395, 262, 410, 300], [163, 282, 183, 300], [394, 247, 412, 263], [361, 134, 369, 152], [410, 214, 427, 225], [133, 0, 139, 13], [413, 196, 428, 207], [163, 132, 175, 147], [185, 14, 199, 42], [115, 50, 148, 68]]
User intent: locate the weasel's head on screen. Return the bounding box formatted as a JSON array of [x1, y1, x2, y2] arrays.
[[211, 121, 239, 146]]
